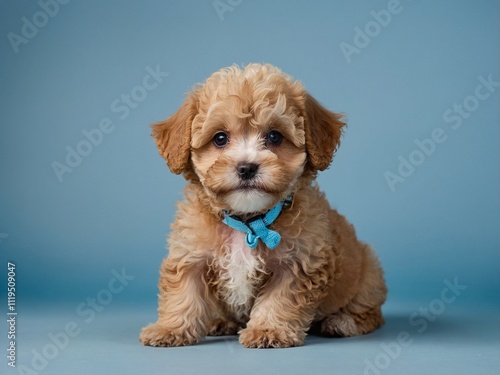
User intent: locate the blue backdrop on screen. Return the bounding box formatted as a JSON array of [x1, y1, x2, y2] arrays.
[[0, 3, 499, 374], [1, 0, 498, 306]]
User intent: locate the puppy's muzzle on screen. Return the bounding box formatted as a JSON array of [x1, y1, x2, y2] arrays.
[[236, 162, 259, 181]]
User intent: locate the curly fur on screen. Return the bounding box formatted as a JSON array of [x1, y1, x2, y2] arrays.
[[140, 63, 387, 348]]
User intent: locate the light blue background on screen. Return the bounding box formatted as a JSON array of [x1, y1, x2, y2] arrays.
[[0, 1, 499, 374]]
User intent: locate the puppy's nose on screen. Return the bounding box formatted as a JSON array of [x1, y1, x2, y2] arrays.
[[236, 162, 259, 180]]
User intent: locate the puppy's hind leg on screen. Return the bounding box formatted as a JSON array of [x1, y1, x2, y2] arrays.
[[319, 306, 384, 337], [320, 248, 387, 337]]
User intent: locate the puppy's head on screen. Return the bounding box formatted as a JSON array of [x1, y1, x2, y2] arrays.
[[152, 64, 345, 214]]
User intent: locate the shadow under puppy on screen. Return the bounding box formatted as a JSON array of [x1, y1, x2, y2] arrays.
[[140, 63, 386, 348]]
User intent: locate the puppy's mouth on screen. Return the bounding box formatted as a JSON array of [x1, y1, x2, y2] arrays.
[[206, 175, 287, 199], [205, 183, 273, 198], [236, 181, 267, 192], [236, 179, 287, 196]]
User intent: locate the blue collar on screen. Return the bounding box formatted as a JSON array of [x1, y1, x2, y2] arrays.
[[222, 195, 293, 250]]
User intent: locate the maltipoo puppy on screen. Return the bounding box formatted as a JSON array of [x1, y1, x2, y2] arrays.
[[140, 63, 386, 348]]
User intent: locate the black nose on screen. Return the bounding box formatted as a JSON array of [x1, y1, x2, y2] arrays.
[[236, 162, 259, 180]]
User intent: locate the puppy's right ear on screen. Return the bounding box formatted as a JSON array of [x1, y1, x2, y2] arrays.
[[151, 94, 197, 174]]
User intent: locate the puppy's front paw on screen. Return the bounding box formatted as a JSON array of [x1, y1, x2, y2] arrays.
[[239, 327, 304, 348], [140, 323, 199, 347]]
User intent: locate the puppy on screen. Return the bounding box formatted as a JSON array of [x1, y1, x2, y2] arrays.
[[140, 63, 386, 348]]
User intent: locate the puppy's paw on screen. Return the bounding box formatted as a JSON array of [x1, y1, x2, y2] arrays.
[[320, 312, 359, 337], [207, 318, 239, 336], [139, 323, 199, 347], [239, 327, 304, 348]]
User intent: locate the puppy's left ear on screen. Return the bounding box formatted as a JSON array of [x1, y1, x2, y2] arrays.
[[303, 93, 346, 171], [151, 93, 197, 174]]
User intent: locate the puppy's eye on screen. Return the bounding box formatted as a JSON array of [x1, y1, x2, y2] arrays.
[[266, 130, 283, 146], [213, 132, 229, 148]]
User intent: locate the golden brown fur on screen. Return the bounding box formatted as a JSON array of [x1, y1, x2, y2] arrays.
[[140, 64, 387, 348]]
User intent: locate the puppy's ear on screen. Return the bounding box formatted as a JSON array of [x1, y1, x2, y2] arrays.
[[151, 94, 197, 174], [303, 93, 346, 171]]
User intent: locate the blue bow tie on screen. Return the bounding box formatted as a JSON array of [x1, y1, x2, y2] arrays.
[[222, 197, 291, 250]]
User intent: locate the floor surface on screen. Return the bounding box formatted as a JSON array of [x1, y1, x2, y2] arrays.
[[4, 301, 499, 375]]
